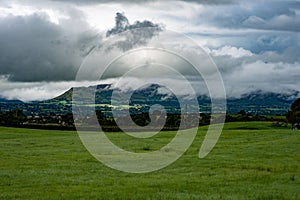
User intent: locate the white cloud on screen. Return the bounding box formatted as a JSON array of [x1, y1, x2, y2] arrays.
[[211, 45, 253, 58], [223, 61, 300, 97], [0, 76, 104, 101]]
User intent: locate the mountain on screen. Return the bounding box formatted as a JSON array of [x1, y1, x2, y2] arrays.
[[0, 98, 23, 104], [43, 85, 300, 115], [0, 97, 24, 112], [51, 84, 112, 104], [226, 90, 300, 115], [0, 84, 299, 116]]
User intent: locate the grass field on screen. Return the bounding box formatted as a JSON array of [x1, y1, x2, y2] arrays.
[[0, 122, 299, 199]]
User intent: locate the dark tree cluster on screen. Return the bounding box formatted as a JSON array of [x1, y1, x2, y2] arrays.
[[286, 98, 300, 129], [0, 110, 25, 126], [94, 110, 201, 132], [0, 109, 75, 130], [225, 110, 266, 122]]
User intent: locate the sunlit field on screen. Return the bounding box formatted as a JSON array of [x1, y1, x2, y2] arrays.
[[0, 122, 299, 199]]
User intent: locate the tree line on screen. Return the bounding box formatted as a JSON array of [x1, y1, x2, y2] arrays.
[[0, 97, 299, 130]]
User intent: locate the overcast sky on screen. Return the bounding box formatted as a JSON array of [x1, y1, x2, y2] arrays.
[[0, 0, 299, 101]]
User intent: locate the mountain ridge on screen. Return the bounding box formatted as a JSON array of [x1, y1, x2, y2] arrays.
[[1, 84, 299, 115]]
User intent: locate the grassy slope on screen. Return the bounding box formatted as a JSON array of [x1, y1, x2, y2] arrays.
[[0, 122, 299, 199]]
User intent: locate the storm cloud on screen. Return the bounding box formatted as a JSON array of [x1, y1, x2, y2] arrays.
[[0, 8, 165, 82], [0, 12, 100, 82], [105, 12, 163, 51]]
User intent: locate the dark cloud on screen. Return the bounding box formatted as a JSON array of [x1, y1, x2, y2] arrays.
[[105, 12, 163, 51], [0, 12, 100, 82], [106, 12, 162, 37], [0, 11, 164, 82]]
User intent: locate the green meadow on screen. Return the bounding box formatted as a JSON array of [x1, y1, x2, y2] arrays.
[[0, 122, 299, 199]]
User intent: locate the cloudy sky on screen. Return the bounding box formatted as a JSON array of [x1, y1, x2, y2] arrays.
[[0, 0, 299, 101]]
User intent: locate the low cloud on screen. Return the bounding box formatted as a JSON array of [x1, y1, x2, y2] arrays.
[[223, 61, 300, 97], [208, 45, 300, 97], [0, 76, 105, 101]]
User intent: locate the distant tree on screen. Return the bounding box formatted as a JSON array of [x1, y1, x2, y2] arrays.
[[61, 113, 74, 126], [237, 110, 247, 116], [286, 98, 300, 128], [236, 110, 250, 121], [165, 114, 180, 128], [199, 113, 211, 126], [131, 113, 150, 126]]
